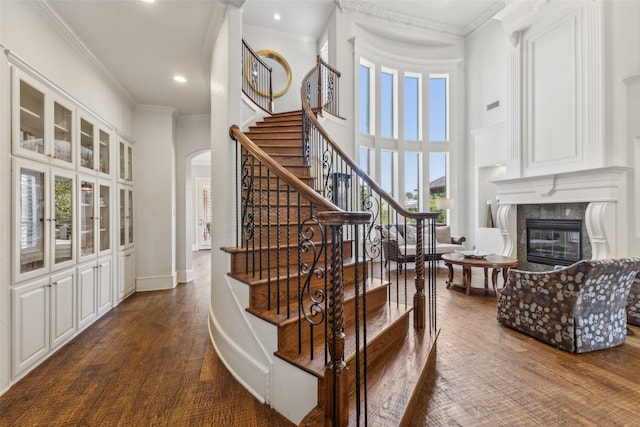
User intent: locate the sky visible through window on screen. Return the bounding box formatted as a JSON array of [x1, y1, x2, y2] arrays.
[[429, 77, 447, 142], [380, 72, 393, 138], [404, 76, 419, 141], [359, 65, 370, 134]]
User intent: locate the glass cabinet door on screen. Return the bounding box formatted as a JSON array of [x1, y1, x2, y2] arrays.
[[19, 80, 45, 156], [53, 173, 73, 266], [127, 189, 133, 245], [80, 179, 95, 257], [19, 166, 46, 274], [99, 129, 110, 175], [99, 184, 110, 252], [119, 141, 125, 181], [80, 119, 94, 171], [119, 188, 126, 247], [53, 102, 73, 164], [127, 145, 133, 182]]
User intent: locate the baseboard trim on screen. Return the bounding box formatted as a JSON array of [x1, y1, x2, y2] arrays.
[[177, 269, 194, 284], [208, 307, 269, 403], [136, 273, 177, 292]]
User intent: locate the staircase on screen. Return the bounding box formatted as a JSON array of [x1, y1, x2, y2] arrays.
[[226, 111, 438, 426]]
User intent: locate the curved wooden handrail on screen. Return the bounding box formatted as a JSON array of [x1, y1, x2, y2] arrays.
[[242, 39, 272, 71], [229, 124, 339, 212], [300, 65, 436, 222], [318, 57, 341, 78]]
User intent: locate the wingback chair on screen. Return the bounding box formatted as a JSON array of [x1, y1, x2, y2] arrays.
[[497, 258, 640, 353]]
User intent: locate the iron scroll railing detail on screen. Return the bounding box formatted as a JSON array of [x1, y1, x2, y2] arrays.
[[242, 39, 273, 113]]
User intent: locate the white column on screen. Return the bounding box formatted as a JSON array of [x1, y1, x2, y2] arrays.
[[496, 203, 517, 258], [585, 202, 614, 259]]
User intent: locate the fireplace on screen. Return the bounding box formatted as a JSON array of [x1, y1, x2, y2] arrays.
[[526, 219, 582, 266]]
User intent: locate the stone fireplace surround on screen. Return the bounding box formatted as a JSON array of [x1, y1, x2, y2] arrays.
[[516, 203, 591, 272], [494, 167, 631, 269]]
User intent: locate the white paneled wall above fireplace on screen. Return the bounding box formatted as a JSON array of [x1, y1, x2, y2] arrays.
[[497, 0, 603, 179]]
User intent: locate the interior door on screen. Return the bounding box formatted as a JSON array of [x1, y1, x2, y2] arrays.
[[196, 177, 211, 250]]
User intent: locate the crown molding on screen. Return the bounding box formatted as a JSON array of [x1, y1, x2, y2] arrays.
[[339, 0, 505, 38], [29, 0, 136, 106]]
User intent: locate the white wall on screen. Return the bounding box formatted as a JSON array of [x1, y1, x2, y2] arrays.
[[603, 0, 640, 167], [243, 25, 318, 113], [465, 20, 507, 252], [0, 1, 134, 395], [133, 106, 177, 291], [175, 115, 210, 283]]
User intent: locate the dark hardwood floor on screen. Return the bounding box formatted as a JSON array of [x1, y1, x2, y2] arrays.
[[0, 251, 294, 427], [1, 255, 639, 426]]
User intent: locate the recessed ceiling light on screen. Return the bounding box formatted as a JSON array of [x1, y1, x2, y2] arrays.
[[273, 13, 281, 21], [141, 0, 157, 3], [174, 75, 187, 83]]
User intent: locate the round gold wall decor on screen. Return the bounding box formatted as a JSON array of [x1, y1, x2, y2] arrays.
[[246, 50, 292, 98]]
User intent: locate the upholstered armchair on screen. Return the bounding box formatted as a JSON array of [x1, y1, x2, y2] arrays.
[[377, 224, 465, 272], [627, 275, 640, 327], [497, 258, 640, 353]]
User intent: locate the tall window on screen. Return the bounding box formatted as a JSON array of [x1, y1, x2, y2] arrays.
[[404, 152, 420, 211], [381, 150, 394, 196], [357, 57, 453, 215], [359, 65, 371, 135], [380, 71, 394, 139], [359, 147, 370, 175], [429, 75, 448, 142], [404, 75, 420, 141], [429, 152, 448, 222]]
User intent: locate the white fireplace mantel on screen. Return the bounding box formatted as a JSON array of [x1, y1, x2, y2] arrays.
[[494, 166, 631, 206], [493, 167, 631, 260]]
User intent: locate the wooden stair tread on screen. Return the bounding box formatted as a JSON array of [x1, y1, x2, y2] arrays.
[[227, 257, 362, 286], [247, 277, 387, 326], [221, 237, 356, 255], [274, 302, 411, 379], [299, 319, 438, 427], [349, 320, 438, 426]]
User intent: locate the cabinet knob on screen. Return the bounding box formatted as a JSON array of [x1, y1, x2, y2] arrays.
[[52, 281, 58, 286]]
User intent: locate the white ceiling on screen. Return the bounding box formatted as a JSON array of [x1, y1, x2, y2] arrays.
[[46, 0, 503, 117]]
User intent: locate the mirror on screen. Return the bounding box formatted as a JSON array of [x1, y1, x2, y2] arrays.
[[246, 50, 292, 98]]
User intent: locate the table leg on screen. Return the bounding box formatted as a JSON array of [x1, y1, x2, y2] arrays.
[[445, 263, 453, 289], [491, 269, 500, 296], [483, 268, 489, 294], [463, 266, 472, 295]]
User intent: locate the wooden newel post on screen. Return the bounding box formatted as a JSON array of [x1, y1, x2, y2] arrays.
[[318, 211, 371, 427], [414, 218, 426, 330]]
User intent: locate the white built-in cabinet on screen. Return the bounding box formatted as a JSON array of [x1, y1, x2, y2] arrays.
[[117, 136, 135, 302], [12, 268, 76, 379], [10, 63, 135, 380]]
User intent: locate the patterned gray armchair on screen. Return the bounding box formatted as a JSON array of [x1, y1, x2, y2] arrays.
[[497, 258, 640, 353], [627, 275, 640, 327]]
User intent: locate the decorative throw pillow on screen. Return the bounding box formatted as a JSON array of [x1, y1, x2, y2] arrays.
[[404, 225, 417, 245], [435, 226, 451, 244], [388, 225, 405, 246]]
